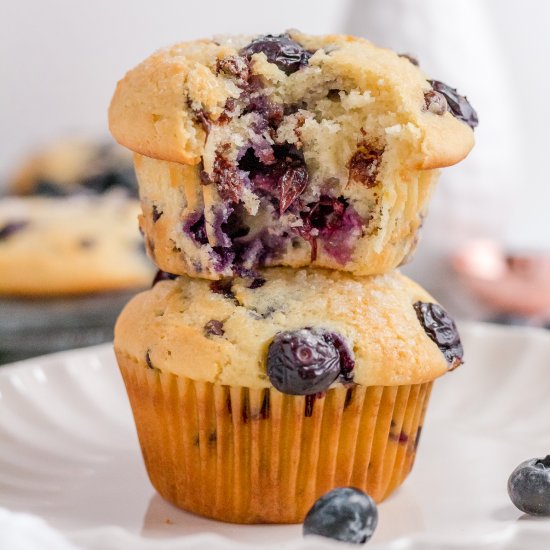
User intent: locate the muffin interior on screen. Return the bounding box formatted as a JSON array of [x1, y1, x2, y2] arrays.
[[148, 33, 435, 277]]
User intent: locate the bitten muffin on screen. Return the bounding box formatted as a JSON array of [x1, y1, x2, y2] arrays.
[[0, 195, 153, 295], [109, 31, 476, 280], [114, 268, 463, 523]]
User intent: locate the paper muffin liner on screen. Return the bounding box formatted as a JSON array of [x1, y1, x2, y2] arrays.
[[117, 353, 433, 524]]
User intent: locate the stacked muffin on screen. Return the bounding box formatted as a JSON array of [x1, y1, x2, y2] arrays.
[[109, 32, 476, 524]]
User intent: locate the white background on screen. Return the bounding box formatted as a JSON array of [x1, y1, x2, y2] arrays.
[[1, 0, 548, 299]]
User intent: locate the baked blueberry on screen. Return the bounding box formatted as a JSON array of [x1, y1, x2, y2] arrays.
[[413, 301, 463, 368], [508, 456, 550, 516], [266, 328, 353, 395], [152, 269, 177, 286], [204, 319, 225, 337], [303, 487, 378, 544], [0, 221, 28, 241], [240, 34, 312, 75], [428, 80, 478, 129]]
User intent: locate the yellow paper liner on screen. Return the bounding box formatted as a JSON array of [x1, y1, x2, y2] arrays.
[[118, 353, 433, 524]]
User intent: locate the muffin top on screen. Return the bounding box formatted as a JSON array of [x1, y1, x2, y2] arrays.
[[109, 31, 475, 171], [0, 195, 153, 296], [114, 268, 463, 390], [9, 139, 137, 198]]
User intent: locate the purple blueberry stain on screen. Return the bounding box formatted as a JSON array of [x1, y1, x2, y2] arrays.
[[297, 197, 363, 264], [240, 34, 312, 75], [413, 301, 464, 368], [183, 211, 209, 246]]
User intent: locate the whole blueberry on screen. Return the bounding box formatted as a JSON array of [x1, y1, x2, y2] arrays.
[[266, 328, 341, 395], [303, 487, 378, 544], [413, 301, 463, 369], [428, 80, 478, 129], [508, 455, 550, 516], [240, 34, 312, 75]]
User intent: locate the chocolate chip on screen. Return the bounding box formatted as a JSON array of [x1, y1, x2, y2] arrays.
[[204, 319, 225, 337], [0, 221, 28, 241], [145, 350, 155, 370], [424, 90, 448, 115], [348, 146, 384, 188], [413, 301, 464, 368], [428, 80, 478, 129]]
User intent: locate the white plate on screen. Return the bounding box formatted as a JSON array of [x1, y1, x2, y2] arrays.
[[1, 322, 550, 549]]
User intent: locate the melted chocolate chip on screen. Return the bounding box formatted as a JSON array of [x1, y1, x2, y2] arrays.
[[428, 80, 478, 129], [240, 34, 312, 75], [0, 221, 29, 241], [348, 146, 384, 188], [204, 319, 225, 337], [413, 301, 464, 368]]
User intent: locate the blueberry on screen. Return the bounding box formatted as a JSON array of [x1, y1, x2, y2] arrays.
[[240, 34, 312, 75], [204, 319, 224, 337], [413, 301, 463, 369], [508, 455, 550, 516], [266, 328, 353, 395], [428, 80, 478, 129], [303, 487, 378, 544], [0, 221, 29, 241], [151, 270, 177, 287]]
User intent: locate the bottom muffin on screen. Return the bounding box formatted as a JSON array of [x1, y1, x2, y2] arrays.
[[114, 268, 463, 523]]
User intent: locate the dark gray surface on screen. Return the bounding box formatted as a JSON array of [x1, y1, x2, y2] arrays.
[[0, 290, 142, 365]]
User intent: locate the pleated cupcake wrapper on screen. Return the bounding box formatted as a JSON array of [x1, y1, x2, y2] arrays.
[[118, 353, 433, 524]]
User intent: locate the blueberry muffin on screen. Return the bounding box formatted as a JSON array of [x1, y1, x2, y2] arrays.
[[0, 195, 153, 295], [109, 31, 476, 280], [9, 138, 137, 197], [114, 268, 463, 523]]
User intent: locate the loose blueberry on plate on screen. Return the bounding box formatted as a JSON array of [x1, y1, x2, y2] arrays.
[[508, 455, 550, 516], [303, 487, 378, 544], [266, 328, 354, 395]]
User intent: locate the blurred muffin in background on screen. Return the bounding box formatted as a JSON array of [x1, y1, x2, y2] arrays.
[[0, 138, 154, 364], [9, 138, 138, 198]]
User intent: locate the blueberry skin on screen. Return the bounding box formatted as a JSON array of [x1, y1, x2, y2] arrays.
[[266, 328, 341, 395], [508, 456, 550, 516], [240, 34, 312, 75], [303, 487, 378, 544]]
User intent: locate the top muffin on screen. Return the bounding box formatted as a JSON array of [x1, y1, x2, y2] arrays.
[[109, 31, 476, 279]]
